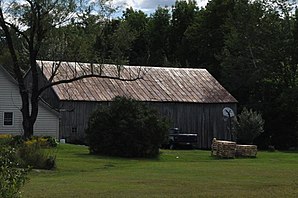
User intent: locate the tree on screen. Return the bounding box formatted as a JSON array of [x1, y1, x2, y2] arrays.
[[221, 0, 298, 149], [169, 0, 197, 66], [122, 8, 149, 65], [147, 7, 171, 66], [185, 0, 235, 79], [233, 108, 264, 144], [220, 0, 265, 106], [0, 0, 140, 138], [93, 19, 121, 63]]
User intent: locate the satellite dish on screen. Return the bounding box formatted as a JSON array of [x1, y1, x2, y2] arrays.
[[223, 107, 235, 118]]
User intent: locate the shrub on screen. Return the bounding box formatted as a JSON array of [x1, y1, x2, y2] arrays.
[[233, 108, 264, 144], [18, 142, 56, 170], [26, 136, 58, 148], [86, 96, 169, 158], [0, 134, 13, 145], [0, 135, 57, 170], [0, 146, 28, 198], [44, 136, 59, 147], [10, 135, 24, 147]]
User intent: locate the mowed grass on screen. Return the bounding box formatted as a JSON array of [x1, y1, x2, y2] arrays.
[[22, 144, 298, 198]]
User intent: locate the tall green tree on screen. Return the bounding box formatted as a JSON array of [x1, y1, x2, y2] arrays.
[[147, 7, 171, 66], [122, 8, 149, 65], [185, 0, 235, 79], [221, 0, 298, 148], [94, 19, 121, 63], [221, 0, 265, 105], [169, 0, 197, 66]]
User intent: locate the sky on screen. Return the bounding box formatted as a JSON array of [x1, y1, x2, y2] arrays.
[[111, 0, 209, 17]]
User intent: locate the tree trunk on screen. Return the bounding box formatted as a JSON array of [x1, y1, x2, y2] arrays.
[[20, 89, 32, 139], [22, 117, 34, 139], [21, 96, 39, 139]]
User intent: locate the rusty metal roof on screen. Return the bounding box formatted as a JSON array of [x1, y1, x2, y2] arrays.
[[38, 60, 237, 103]]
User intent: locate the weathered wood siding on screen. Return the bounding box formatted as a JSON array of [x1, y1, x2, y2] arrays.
[[59, 101, 103, 140], [0, 67, 60, 137], [151, 102, 237, 149], [60, 100, 236, 148]]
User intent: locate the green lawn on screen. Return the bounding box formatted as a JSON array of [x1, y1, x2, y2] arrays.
[[22, 144, 298, 198]]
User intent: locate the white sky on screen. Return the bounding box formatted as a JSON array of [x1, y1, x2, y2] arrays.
[[111, 0, 209, 16]]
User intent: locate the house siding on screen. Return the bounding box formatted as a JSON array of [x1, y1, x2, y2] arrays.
[[33, 103, 60, 138], [0, 67, 59, 138]]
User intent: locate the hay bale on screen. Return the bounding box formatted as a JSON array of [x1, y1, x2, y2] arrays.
[[211, 138, 236, 158], [211, 138, 218, 156], [236, 144, 258, 157]]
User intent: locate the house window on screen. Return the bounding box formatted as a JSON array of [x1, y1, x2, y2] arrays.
[[4, 112, 13, 126]]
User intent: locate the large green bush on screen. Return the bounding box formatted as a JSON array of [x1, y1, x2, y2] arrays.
[[233, 108, 264, 144], [0, 147, 28, 198], [85, 96, 169, 158]]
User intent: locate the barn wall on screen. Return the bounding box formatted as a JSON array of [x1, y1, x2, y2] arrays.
[[59, 101, 105, 141], [60, 100, 236, 148], [150, 102, 237, 149]]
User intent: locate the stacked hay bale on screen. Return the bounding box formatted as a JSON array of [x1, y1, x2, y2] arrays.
[[236, 145, 258, 157], [211, 138, 236, 158], [211, 138, 218, 156]]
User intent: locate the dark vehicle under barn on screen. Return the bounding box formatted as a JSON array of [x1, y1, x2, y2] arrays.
[[164, 128, 198, 149]]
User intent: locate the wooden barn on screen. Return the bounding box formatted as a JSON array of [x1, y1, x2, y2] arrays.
[[0, 65, 60, 138], [35, 60, 237, 148]]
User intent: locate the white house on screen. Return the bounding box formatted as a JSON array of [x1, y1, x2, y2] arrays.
[[0, 65, 59, 138]]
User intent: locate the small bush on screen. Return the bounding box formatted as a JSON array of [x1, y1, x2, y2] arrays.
[[0, 134, 13, 145], [0, 146, 29, 198], [233, 108, 264, 144], [0, 134, 58, 148], [18, 142, 56, 170], [26, 136, 58, 148], [44, 136, 59, 147], [86, 96, 169, 158], [11, 135, 25, 147], [0, 135, 57, 170]]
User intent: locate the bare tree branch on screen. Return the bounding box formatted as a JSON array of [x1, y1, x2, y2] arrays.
[[38, 71, 143, 96], [48, 61, 62, 82], [3, 21, 30, 44]]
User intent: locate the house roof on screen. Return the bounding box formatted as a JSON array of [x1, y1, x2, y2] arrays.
[[38, 60, 237, 103], [0, 64, 60, 116]]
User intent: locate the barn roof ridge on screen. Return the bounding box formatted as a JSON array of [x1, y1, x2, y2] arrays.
[[37, 60, 207, 72]]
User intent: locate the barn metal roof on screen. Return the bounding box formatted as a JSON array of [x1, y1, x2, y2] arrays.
[[38, 61, 237, 103]]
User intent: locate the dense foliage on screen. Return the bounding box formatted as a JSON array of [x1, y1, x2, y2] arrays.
[[1, 0, 297, 149], [86, 97, 169, 158], [0, 147, 28, 198], [0, 135, 57, 170], [18, 137, 57, 170], [233, 108, 265, 144]]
